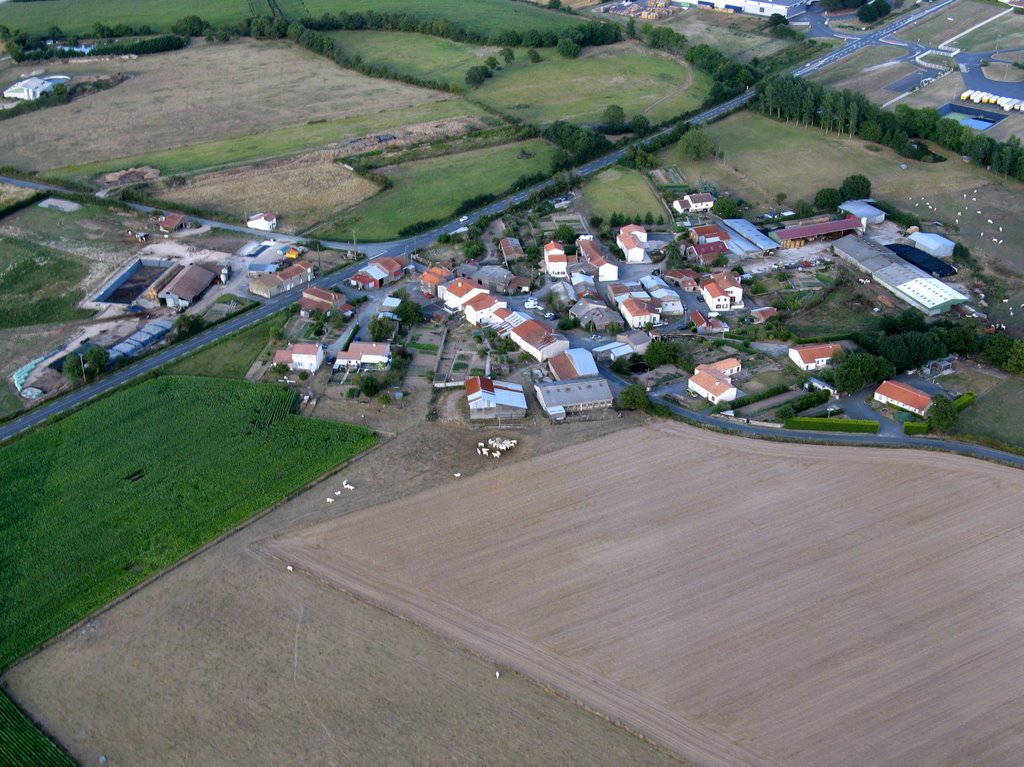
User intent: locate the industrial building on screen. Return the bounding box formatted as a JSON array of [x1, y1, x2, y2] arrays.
[[674, 0, 806, 19], [158, 264, 217, 310], [832, 235, 968, 316]]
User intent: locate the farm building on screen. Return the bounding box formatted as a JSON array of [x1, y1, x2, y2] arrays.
[[440, 278, 489, 311], [688, 358, 741, 404], [158, 264, 217, 310], [874, 379, 932, 416], [349, 256, 412, 291], [420, 265, 453, 297], [246, 212, 277, 231], [886, 243, 957, 279], [577, 237, 619, 281], [665, 268, 701, 292], [692, 309, 726, 334], [691, 224, 730, 245], [672, 192, 715, 214], [617, 330, 651, 355], [463, 294, 508, 326], [838, 200, 886, 226], [616, 224, 648, 263], [492, 309, 569, 362], [548, 348, 600, 381], [832, 235, 967, 316], [246, 262, 278, 277], [248, 261, 314, 298], [3, 76, 57, 100], [273, 343, 324, 373], [773, 218, 863, 248], [465, 376, 528, 420], [107, 318, 175, 363], [569, 299, 621, 330], [570, 272, 599, 301], [499, 237, 526, 262], [298, 287, 350, 318], [334, 341, 391, 370], [721, 219, 778, 256], [459, 264, 521, 293], [639, 275, 684, 314], [157, 213, 187, 232], [750, 306, 778, 323], [788, 342, 843, 371], [534, 376, 613, 419], [908, 232, 956, 259], [593, 341, 633, 360], [675, 0, 805, 17]]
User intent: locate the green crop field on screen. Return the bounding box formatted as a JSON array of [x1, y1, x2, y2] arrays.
[[0, 0, 573, 37], [0, 376, 377, 670], [475, 43, 711, 125], [167, 312, 286, 378], [0, 238, 93, 329], [48, 100, 487, 186], [318, 139, 557, 241], [582, 167, 669, 222], [0, 694, 73, 767]]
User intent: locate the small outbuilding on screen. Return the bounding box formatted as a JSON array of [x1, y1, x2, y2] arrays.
[[838, 200, 886, 226], [908, 232, 956, 259]]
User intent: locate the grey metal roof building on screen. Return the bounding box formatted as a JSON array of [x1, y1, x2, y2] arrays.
[[534, 376, 613, 419]]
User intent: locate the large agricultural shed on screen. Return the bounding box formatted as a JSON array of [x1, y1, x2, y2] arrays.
[[158, 264, 217, 310], [833, 234, 967, 315]]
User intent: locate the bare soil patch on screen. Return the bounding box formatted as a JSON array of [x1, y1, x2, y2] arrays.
[[152, 153, 379, 233], [3, 416, 682, 767], [264, 422, 1024, 767], [0, 39, 450, 172]]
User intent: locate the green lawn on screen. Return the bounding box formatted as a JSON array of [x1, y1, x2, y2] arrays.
[[0, 238, 94, 328], [0, 383, 22, 420], [582, 167, 668, 222], [0, 376, 376, 670], [0, 0, 573, 36], [954, 377, 1024, 449], [48, 100, 485, 185], [475, 44, 711, 125], [785, 285, 882, 338], [318, 139, 558, 241], [166, 312, 286, 378]]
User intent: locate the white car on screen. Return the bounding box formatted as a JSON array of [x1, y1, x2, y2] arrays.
[[458, 215, 469, 223]]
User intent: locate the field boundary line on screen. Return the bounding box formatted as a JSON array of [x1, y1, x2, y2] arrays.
[[260, 541, 776, 767]]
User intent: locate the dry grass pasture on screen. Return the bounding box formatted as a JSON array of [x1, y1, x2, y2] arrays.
[[3, 418, 693, 767], [261, 422, 1024, 767], [152, 154, 379, 233], [0, 39, 450, 172]]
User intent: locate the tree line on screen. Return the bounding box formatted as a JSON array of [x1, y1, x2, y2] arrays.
[[756, 75, 1024, 182]]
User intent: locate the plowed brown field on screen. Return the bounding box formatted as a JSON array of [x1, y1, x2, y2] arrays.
[[267, 422, 1024, 767]]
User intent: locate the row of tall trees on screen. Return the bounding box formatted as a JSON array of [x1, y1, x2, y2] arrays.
[[756, 75, 1024, 181]]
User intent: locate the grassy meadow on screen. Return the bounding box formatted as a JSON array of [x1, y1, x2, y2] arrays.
[[166, 313, 286, 378], [582, 167, 669, 222], [0, 376, 377, 670], [48, 100, 488, 185], [0, 239, 93, 329], [318, 139, 558, 241], [954, 377, 1024, 449]]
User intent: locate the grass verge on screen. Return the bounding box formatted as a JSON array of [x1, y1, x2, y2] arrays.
[[165, 312, 287, 379]]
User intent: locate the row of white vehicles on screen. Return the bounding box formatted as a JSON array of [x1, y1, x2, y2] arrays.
[[960, 90, 1024, 112]]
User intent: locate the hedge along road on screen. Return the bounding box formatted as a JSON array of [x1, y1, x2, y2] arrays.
[[0, 0, 971, 445]]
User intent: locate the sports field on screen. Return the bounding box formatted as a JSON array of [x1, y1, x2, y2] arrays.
[[0, 0, 574, 37], [318, 139, 558, 241], [0, 376, 377, 670], [48, 100, 486, 186], [263, 422, 1024, 767], [0, 40, 451, 172], [582, 167, 669, 222]]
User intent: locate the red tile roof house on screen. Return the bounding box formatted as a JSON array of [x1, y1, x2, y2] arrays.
[[492, 309, 570, 362], [298, 287, 348, 318], [577, 237, 619, 282], [273, 342, 324, 373], [705, 271, 744, 308], [334, 341, 392, 371], [615, 224, 648, 263], [499, 237, 526, 262], [543, 241, 571, 278], [248, 260, 314, 298], [349, 256, 412, 290], [421, 265, 453, 297], [672, 192, 715, 215], [788, 342, 844, 371], [687, 358, 742, 404], [687, 240, 728, 266], [750, 306, 779, 324], [873, 379, 933, 417], [691, 309, 725, 335], [690, 224, 730, 244], [440, 277, 489, 311], [463, 293, 508, 326], [700, 280, 731, 312], [619, 296, 661, 329]]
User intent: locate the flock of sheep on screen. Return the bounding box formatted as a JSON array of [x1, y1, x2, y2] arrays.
[[477, 437, 518, 459]]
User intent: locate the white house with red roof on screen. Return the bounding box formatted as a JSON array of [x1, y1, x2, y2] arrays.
[[542, 241, 569, 277], [700, 280, 731, 312], [273, 342, 323, 373], [873, 379, 932, 416], [788, 342, 844, 371], [492, 309, 569, 362], [672, 193, 716, 215], [463, 293, 508, 326], [687, 358, 741, 404], [246, 212, 277, 231], [619, 296, 660, 329], [440, 277, 489, 311], [616, 224, 648, 263], [577, 237, 619, 281], [333, 341, 392, 370]]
